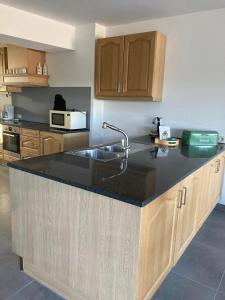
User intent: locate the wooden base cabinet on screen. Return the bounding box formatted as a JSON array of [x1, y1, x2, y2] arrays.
[[208, 153, 225, 209], [137, 186, 178, 300], [173, 175, 199, 263], [19, 129, 89, 159], [10, 152, 225, 300]]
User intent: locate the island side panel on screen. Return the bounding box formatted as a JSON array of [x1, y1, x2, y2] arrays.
[[9, 168, 141, 300]]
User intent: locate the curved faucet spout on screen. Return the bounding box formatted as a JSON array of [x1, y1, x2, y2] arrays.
[[102, 122, 130, 150]]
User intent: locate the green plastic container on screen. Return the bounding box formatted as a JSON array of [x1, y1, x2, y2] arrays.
[[182, 130, 219, 146]]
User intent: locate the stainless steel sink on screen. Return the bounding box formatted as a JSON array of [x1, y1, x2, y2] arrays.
[[67, 148, 120, 161], [67, 142, 155, 162], [100, 145, 124, 153], [99, 142, 154, 155]]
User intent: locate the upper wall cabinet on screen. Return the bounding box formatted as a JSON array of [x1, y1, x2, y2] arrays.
[[95, 36, 124, 97], [2, 45, 49, 87], [0, 47, 22, 94], [95, 31, 166, 101]]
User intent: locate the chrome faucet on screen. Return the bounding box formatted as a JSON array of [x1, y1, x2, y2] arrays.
[[102, 122, 130, 151]]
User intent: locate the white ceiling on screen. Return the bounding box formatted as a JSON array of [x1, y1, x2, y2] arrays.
[[1, 0, 225, 26]]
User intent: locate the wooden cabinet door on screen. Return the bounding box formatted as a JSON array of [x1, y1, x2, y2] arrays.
[[137, 186, 178, 300], [208, 154, 225, 209], [95, 36, 124, 97], [0, 48, 7, 84], [123, 32, 155, 97], [40, 132, 63, 156], [195, 165, 211, 229], [174, 174, 199, 263]]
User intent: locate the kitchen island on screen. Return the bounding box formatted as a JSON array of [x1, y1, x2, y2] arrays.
[[8, 136, 225, 300]]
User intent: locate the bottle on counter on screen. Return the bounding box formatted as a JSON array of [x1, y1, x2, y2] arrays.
[[42, 63, 48, 76], [36, 62, 42, 75]]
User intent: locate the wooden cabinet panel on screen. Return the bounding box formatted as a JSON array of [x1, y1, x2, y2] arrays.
[[4, 45, 48, 87], [0, 48, 7, 84], [95, 31, 166, 100], [208, 154, 225, 209], [123, 32, 154, 97], [40, 132, 63, 156], [195, 166, 212, 229], [21, 128, 40, 138], [95, 36, 124, 97], [137, 185, 178, 300], [21, 136, 40, 151], [174, 175, 199, 263], [21, 149, 39, 160], [3, 153, 20, 162]]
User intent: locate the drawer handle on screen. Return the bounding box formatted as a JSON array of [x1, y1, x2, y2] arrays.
[[182, 187, 187, 206], [177, 190, 183, 208], [216, 160, 220, 173]]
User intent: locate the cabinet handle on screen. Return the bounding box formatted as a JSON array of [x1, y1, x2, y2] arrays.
[[182, 187, 187, 205], [177, 190, 183, 208], [118, 83, 121, 93], [216, 160, 220, 173]]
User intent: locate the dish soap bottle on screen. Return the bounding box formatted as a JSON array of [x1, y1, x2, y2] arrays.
[[36, 62, 42, 75]]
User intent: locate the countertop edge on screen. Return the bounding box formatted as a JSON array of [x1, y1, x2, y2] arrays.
[[8, 148, 225, 208]]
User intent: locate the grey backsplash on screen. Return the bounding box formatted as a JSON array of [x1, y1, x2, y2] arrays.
[[12, 87, 91, 128]]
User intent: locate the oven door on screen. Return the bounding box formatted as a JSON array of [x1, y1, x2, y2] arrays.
[[3, 132, 20, 154]]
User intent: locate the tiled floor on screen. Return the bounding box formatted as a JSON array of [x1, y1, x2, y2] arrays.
[[1, 165, 225, 300]]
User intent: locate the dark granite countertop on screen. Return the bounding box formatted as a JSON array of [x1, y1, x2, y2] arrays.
[[8, 135, 225, 207], [0, 119, 89, 134]]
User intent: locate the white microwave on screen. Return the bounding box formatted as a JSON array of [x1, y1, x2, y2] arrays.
[[49, 110, 87, 130]]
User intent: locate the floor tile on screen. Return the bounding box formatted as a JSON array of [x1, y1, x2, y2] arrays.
[[174, 240, 225, 290], [153, 272, 215, 300], [219, 273, 225, 295], [194, 211, 225, 250], [6, 281, 65, 300], [215, 293, 225, 300], [0, 261, 32, 299], [205, 209, 225, 228], [216, 204, 225, 213]]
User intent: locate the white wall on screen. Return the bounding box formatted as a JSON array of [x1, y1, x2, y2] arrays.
[[46, 9, 225, 204], [0, 4, 75, 51], [46, 23, 105, 145], [103, 9, 225, 204]]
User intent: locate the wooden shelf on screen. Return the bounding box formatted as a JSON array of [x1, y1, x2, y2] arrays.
[[4, 74, 49, 87]]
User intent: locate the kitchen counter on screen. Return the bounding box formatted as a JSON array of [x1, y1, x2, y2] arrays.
[[8, 136, 225, 300], [0, 119, 89, 134], [8, 135, 225, 207]]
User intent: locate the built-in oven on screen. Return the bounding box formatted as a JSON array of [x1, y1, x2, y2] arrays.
[[3, 125, 20, 158]]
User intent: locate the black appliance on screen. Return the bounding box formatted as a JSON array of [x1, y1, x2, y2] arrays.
[[3, 125, 20, 158]]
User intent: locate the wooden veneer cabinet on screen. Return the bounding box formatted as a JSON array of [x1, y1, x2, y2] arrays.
[[9, 151, 225, 300], [20, 128, 89, 159], [95, 31, 166, 101]]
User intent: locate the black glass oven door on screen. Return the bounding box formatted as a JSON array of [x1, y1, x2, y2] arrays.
[[3, 132, 20, 154]]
